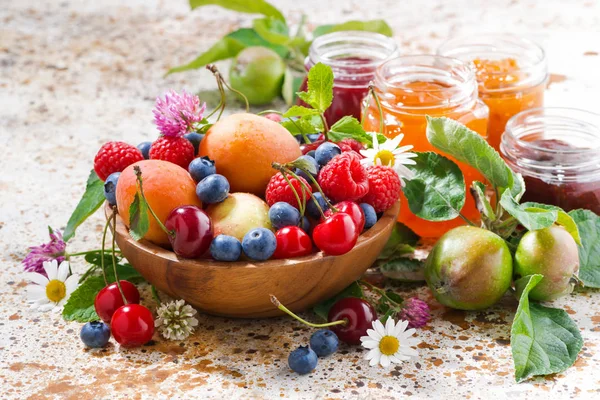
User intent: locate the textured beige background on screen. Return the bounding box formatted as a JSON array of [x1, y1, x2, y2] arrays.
[[1, 0, 600, 399]]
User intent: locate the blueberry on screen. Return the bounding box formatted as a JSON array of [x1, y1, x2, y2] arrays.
[[306, 150, 316, 158], [307, 133, 322, 143], [295, 155, 319, 182], [301, 216, 312, 234], [288, 346, 318, 375], [269, 202, 301, 230], [103, 172, 120, 206], [80, 321, 111, 348], [306, 192, 329, 220], [242, 228, 277, 261], [189, 156, 216, 183], [360, 203, 378, 230], [184, 132, 204, 154], [315, 142, 341, 166], [309, 329, 339, 357], [210, 234, 242, 262], [196, 174, 229, 204], [137, 141, 152, 159]]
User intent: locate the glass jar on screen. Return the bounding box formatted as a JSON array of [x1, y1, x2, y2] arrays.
[[501, 108, 600, 214], [301, 31, 399, 125], [438, 34, 548, 151], [362, 55, 490, 238]]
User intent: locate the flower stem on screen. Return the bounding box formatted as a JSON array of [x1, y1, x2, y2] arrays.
[[110, 208, 127, 304], [270, 295, 346, 328], [100, 214, 111, 286], [67, 249, 121, 258]]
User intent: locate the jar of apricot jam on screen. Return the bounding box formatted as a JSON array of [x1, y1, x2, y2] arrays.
[[362, 55, 490, 238], [302, 31, 399, 125], [501, 108, 600, 214], [438, 35, 548, 151]]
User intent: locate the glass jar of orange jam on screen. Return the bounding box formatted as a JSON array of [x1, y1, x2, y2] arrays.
[[362, 55, 489, 238], [438, 35, 548, 151]]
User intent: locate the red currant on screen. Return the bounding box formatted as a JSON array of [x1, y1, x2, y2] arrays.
[[273, 226, 313, 259], [312, 213, 359, 255], [328, 297, 377, 345], [110, 304, 155, 347], [165, 206, 213, 258], [94, 281, 140, 323], [324, 201, 365, 232]]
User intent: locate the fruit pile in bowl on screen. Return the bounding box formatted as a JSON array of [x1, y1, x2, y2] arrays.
[[93, 65, 405, 317]]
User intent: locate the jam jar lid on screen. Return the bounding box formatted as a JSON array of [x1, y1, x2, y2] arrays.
[[501, 107, 600, 183]]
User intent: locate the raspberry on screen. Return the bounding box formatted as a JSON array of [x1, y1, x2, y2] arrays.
[[149, 136, 195, 169], [360, 165, 401, 213], [317, 152, 369, 202], [94, 141, 144, 181], [336, 139, 364, 155], [266, 173, 312, 209]]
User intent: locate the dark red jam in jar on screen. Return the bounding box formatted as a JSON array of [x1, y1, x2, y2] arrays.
[[500, 108, 600, 213], [301, 31, 399, 125]]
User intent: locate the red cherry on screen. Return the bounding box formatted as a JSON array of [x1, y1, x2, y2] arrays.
[[94, 281, 140, 323], [324, 201, 365, 232], [328, 297, 377, 345], [165, 206, 213, 258], [110, 304, 155, 347], [312, 213, 359, 255], [273, 226, 313, 259], [300, 140, 325, 155]]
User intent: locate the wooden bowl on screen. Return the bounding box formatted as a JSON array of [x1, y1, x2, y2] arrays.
[[109, 202, 399, 318]]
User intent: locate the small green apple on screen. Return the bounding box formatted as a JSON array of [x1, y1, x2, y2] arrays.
[[229, 47, 285, 106]]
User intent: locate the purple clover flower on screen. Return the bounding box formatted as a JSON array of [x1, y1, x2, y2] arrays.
[[22, 227, 66, 275], [399, 297, 431, 329], [153, 90, 206, 138]]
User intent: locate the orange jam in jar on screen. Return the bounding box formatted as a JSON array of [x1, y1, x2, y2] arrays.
[[438, 35, 548, 151], [362, 56, 489, 238]]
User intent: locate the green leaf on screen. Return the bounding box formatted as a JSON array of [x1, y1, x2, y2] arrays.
[[328, 116, 372, 145], [471, 181, 496, 222], [511, 274, 583, 382], [281, 115, 323, 135], [253, 17, 290, 45], [499, 191, 557, 232], [189, 0, 285, 22], [510, 171, 526, 201], [569, 209, 600, 288], [167, 28, 288, 74], [402, 152, 466, 221], [521, 203, 581, 245], [313, 282, 363, 321], [84, 251, 117, 269], [283, 105, 319, 118], [64, 170, 105, 241], [297, 63, 334, 113], [426, 117, 513, 190], [282, 68, 305, 106], [378, 222, 420, 259], [62, 264, 143, 322], [289, 156, 318, 175], [380, 257, 425, 282], [128, 192, 149, 241], [313, 20, 393, 37]]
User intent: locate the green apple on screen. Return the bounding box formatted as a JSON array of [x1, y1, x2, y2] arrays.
[[424, 226, 513, 310], [229, 47, 286, 105], [514, 226, 579, 301], [206, 192, 272, 241]]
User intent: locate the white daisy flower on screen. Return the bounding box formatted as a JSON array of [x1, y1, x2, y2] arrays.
[[360, 132, 417, 185], [25, 260, 79, 312], [155, 299, 199, 341], [360, 317, 419, 368]]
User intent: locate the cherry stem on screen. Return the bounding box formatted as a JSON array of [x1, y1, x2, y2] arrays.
[[110, 208, 127, 304], [368, 83, 384, 137], [270, 295, 346, 328], [99, 213, 111, 286], [67, 249, 121, 258], [256, 109, 283, 116], [281, 172, 305, 216], [134, 167, 175, 238], [319, 113, 329, 141], [359, 280, 402, 307]]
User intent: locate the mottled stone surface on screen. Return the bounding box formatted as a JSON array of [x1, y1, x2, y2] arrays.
[[1, 0, 600, 399]]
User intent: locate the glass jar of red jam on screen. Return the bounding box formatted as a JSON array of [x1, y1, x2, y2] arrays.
[[438, 34, 548, 151], [302, 31, 399, 125], [501, 108, 600, 214], [362, 55, 489, 238]]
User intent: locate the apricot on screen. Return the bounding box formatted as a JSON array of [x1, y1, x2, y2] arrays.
[[199, 113, 301, 196], [116, 160, 201, 246]]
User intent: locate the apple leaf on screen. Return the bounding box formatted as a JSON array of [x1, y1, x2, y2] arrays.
[[313, 20, 393, 37], [569, 209, 600, 288], [189, 0, 286, 22]]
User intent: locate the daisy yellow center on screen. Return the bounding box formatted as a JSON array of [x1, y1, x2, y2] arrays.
[[379, 335, 400, 356], [46, 280, 66, 303], [375, 150, 395, 167]]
